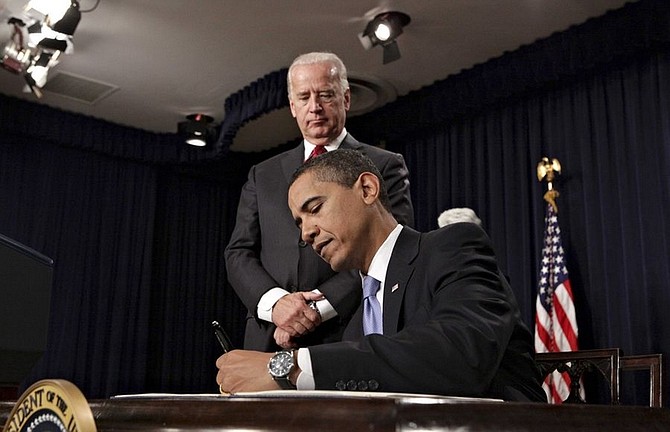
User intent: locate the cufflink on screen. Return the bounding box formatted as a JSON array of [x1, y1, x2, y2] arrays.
[[308, 300, 321, 317]]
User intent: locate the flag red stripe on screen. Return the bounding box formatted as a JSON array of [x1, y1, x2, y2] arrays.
[[552, 286, 578, 351], [534, 202, 579, 405]]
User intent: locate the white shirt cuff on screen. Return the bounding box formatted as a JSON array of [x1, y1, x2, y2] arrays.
[[310, 289, 336, 321], [257, 288, 289, 322], [296, 348, 315, 390]]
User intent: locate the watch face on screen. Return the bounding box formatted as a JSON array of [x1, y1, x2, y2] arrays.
[[268, 351, 294, 378]]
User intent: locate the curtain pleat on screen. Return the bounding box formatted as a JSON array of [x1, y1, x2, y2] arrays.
[[0, 136, 157, 396], [146, 170, 246, 393], [392, 51, 670, 405]]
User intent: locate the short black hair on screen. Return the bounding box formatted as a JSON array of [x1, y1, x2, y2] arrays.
[[290, 149, 391, 212]]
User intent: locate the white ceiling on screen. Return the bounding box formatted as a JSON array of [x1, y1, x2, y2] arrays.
[[0, 0, 632, 152]]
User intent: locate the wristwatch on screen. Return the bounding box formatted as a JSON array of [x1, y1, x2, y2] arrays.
[[268, 350, 297, 390]]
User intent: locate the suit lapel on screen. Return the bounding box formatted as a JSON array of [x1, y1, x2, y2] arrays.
[[339, 134, 362, 151], [281, 143, 306, 183], [285, 142, 331, 289], [383, 227, 420, 336]]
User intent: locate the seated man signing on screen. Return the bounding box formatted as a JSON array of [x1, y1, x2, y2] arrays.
[[217, 149, 546, 402]]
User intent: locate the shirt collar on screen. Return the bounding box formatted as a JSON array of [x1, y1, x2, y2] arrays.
[[362, 224, 403, 287], [303, 128, 347, 160]]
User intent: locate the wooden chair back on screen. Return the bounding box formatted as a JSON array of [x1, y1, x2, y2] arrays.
[[620, 353, 663, 407], [535, 348, 621, 404]]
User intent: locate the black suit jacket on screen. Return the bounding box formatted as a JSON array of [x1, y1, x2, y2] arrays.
[[225, 134, 414, 351], [308, 224, 546, 402]]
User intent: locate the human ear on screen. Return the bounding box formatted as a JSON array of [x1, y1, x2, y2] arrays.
[[358, 172, 380, 204], [343, 88, 351, 111]]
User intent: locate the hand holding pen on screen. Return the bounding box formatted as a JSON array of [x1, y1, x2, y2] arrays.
[[212, 320, 234, 353], [213, 320, 235, 395]]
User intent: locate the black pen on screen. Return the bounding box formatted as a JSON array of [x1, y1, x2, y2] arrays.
[[212, 320, 234, 353]]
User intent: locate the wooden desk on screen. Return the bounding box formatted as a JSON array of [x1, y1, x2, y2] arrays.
[[2, 393, 670, 431]]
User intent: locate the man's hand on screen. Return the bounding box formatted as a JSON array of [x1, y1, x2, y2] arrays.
[[216, 350, 277, 393], [272, 291, 323, 337], [274, 327, 299, 349]]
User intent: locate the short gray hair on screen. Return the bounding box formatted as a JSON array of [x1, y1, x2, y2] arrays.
[[437, 208, 482, 228], [287, 52, 349, 98]]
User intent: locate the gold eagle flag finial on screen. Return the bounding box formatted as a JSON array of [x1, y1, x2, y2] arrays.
[[537, 157, 561, 212]]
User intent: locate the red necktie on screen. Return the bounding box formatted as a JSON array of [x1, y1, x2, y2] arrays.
[[307, 145, 327, 161]]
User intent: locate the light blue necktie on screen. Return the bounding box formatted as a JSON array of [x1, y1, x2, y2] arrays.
[[362, 275, 382, 335]]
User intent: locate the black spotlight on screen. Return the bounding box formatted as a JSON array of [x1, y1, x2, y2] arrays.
[[178, 114, 215, 147], [359, 11, 411, 64], [37, 38, 69, 52], [50, 1, 81, 36]]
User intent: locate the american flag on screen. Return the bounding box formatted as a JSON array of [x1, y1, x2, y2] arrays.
[[534, 202, 579, 404]]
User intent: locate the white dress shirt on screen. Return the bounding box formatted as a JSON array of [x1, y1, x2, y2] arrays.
[[296, 224, 404, 389]]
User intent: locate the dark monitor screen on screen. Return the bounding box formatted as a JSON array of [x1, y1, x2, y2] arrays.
[[0, 233, 53, 384]]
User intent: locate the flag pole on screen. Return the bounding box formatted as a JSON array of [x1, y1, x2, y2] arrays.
[[536, 156, 561, 212], [534, 156, 580, 404]]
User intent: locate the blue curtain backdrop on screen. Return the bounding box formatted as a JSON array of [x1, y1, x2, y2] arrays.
[[362, 52, 670, 405], [0, 0, 668, 406]]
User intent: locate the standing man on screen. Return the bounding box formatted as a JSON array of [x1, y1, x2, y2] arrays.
[[217, 150, 545, 402], [225, 52, 414, 352]]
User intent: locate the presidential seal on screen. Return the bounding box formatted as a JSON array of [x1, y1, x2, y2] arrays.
[[2, 380, 96, 432]]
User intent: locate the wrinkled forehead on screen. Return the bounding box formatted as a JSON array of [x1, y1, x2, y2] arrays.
[[291, 64, 339, 90], [293, 61, 338, 78]]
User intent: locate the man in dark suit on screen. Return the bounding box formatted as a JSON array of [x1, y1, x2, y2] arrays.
[[225, 52, 413, 352], [217, 149, 546, 402]]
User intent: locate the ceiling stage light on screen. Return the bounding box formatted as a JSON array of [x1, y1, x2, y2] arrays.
[[1, 40, 32, 74], [25, 0, 81, 36], [178, 114, 215, 147], [1, 1, 83, 97], [359, 11, 411, 64], [24, 51, 60, 98], [28, 22, 73, 53], [50, 1, 81, 36]]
